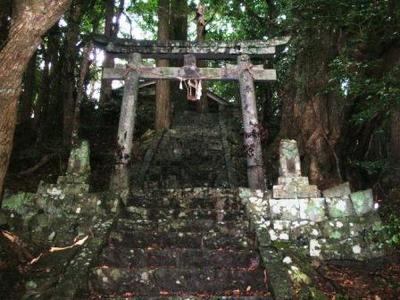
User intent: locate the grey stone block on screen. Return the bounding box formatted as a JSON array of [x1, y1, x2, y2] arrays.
[[350, 189, 374, 216], [322, 182, 351, 198], [277, 176, 309, 186], [325, 196, 355, 218], [269, 199, 300, 220], [273, 183, 320, 199], [298, 198, 327, 222], [321, 219, 350, 240]]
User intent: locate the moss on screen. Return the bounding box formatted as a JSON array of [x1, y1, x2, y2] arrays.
[[2, 192, 34, 212], [271, 240, 292, 249]]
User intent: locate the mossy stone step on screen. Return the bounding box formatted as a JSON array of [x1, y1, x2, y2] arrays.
[[117, 218, 250, 233], [99, 247, 260, 269], [122, 207, 246, 222], [126, 195, 242, 211], [131, 188, 238, 200], [108, 230, 255, 250], [90, 267, 268, 297]]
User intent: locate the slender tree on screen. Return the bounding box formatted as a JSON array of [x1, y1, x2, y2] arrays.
[[0, 0, 72, 202], [99, 0, 116, 107], [99, 0, 125, 107], [155, 0, 171, 130], [62, 0, 87, 146], [195, 3, 208, 113]]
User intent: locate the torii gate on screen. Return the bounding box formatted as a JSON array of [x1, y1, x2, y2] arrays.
[[94, 35, 288, 191]]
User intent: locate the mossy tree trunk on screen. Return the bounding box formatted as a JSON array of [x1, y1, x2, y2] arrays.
[[0, 0, 71, 202]]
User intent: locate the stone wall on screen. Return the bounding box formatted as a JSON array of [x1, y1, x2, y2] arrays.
[[239, 139, 385, 261]]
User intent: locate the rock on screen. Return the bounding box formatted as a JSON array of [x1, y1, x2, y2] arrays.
[[325, 196, 355, 218], [350, 189, 374, 216], [322, 182, 351, 198]]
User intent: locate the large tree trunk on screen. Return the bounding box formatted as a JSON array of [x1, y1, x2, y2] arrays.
[[0, 0, 71, 202], [278, 31, 345, 189], [155, 0, 171, 130]]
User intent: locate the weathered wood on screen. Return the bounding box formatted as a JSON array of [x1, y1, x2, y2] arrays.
[[103, 65, 276, 81], [92, 34, 283, 59], [238, 54, 265, 190], [116, 53, 141, 165]]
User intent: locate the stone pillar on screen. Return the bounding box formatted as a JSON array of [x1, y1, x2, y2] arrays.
[[116, 53, 141, 165], [110, 53, 141, 196], [238, 54, 265, 190]]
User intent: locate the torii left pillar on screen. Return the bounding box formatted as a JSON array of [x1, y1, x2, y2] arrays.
[[238, 54, 266, 190], [110, 53, 141, 199]]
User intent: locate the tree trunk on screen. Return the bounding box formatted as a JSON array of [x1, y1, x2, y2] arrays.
[[155, 0, 171, 130], [0, 0, 71, 202], [35, 26, 62, 142], [72, 42, 93, 144], [18, 51, 37, 125], [277, 31, 345, 189], [62, 0, 85, 147], [195, 3, 208, 113], [99, 0, 115, 107], [170, 0, 188, 110]]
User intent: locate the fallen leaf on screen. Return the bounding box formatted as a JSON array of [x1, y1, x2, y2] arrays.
[[49, 235, 89, 252], [159, 290, 169, 295]]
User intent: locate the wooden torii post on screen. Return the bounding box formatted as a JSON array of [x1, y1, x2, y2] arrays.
[[96, 36, 288, 191]]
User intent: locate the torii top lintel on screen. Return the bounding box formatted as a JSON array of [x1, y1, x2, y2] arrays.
[[93, 34, 289, 60]]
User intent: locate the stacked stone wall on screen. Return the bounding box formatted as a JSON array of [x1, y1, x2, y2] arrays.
[[240, 139, 385, 261]]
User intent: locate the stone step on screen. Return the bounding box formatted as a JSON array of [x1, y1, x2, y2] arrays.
[[131, 188, 238, 200], [90, 267, 268, 297], [121, 207, 246, 223], [99, 247, 260, 269], [127, 193, 242, 211], [117, 218, 250, 233], [108, 230, 255, 250]]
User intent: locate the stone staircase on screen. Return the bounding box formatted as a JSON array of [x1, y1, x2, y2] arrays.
[[89, 188, 271, 299], [139, 111, 231, 189], [88, 111, 271, 298]]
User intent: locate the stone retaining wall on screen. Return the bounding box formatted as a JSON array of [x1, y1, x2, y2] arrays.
[[239, 139, 385, 261]]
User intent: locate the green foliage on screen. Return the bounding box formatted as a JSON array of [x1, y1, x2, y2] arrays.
[[351, 159, 386, 176], [2, 193, 33, 211], [126, 0, 158, 38], [376, 214, 400, 247]]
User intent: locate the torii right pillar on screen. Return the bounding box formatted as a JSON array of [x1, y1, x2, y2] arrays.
[[238, 54, 266, 190]]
